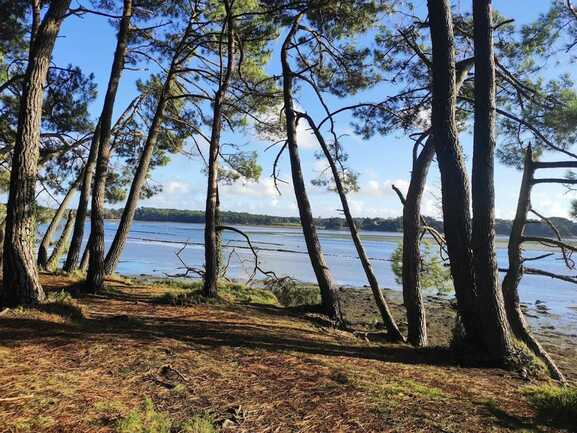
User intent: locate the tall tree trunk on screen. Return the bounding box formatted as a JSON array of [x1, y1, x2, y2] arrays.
[[402, 137, 435, 347], [203, 2, 235, 298], [280, 15, 342, 321], [472, 0, 514, 361], [86, 0, 133, 292], [46, 210, 76, 272], [427, 0, 479, 343], [63, 122, 101, 272], [104, 78, 175, 275], [502, 148, 565, 381], [38, 174, 81, 270], [399, 59, 474, 347], [301, 113, 402, 339], [1, 0, 71, 307]]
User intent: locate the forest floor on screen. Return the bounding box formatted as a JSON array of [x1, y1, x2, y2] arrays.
[[0, 273, 576, 433]]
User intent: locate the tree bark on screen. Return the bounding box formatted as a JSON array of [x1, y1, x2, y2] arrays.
[[38, 174, 81, 270], [1, 0, 71, 307], [46, 210, 76, 272], [399, 58, 474, 347], [104, 79, 175, 275], [79, 241, 90, 272], [427, 0, 479, 343], [63, 122, 101, 272], [203, 2, 235, 298], [280, 14, 342, 321], [86, 0, 133, 292], [472, 0, 515, 361], [301, 113, 403, 339], [402, 137, 435, 346], [502, 148, 565, 381]]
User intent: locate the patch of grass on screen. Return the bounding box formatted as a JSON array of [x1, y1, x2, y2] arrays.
[[153, 281, 277, 306], [116, 398, 172, 433], [180, 414, 217, 433], [341, 366, 446, 412], [523, 384, 577, 428], [39, 290, 85, 321], [153, 289, 211, 306], [155, 279, 203, 291], [219, 283, 277, 305], [269, 282, 321, 307]]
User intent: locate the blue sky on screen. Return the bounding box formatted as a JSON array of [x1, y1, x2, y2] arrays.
[[44, 1, 577, 219]]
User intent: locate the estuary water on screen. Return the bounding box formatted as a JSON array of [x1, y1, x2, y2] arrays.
[[43, 220, 577, 333]]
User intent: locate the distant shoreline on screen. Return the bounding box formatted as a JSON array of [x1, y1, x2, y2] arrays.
[[97, 206, 577, 238]]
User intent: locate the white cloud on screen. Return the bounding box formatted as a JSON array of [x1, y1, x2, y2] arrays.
[[362, 178, 410, 197]]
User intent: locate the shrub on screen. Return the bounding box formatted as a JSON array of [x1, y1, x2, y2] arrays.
[[391, 240, 453, 293], [523, 384, 577, 428]]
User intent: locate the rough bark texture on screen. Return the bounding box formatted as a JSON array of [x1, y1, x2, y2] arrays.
[[399, 59, 473, 347], [38, 175, 81, 270], [63, 122, 101, 272], [280, 15, 342, 321], [46, 210, 76, 272], [86, 0, 133, 291], [302, 113, 403, 340], [203, 3, 235, 298], [472, 0, 514, 361], [402, 137, 435, 347], [1, 0, 71, 307], [427, 0, 479, 342], [502, 148, 565, 381]]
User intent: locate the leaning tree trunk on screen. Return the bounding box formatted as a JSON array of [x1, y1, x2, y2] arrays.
[[280, 15, 342, 321], [104, 77, 175, 275], [401, 137, 435, 346], [38, 174, 81, 270], [471, 0, 514, 362], [86, 0, 133, 292], [63, 122, 101, 272], [203, 3, 235, 298], [46, 210, 76, 272], [1, 0, 71, 307], [302, 113, 403, 339], [427, 0, 480, 344], [79, 242, 90, 273], [502, 148, 565, 381]]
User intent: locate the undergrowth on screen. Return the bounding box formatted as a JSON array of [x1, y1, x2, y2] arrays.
[[114, 398, 217, 433], [523, 384, 577, 429], [266, 279, 321, 307], [153, 281, 277, 306]]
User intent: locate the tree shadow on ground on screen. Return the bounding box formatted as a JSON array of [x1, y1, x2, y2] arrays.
[[0, 292, 457, 369]]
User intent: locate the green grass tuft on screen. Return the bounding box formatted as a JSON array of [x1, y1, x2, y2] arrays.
[[523, 384, 577, 428], [115, 398, 171, 433], [270, 283, 321, 307], [39, 290, 85, 320], [153, 281, 277, 306], [180, 414, 217, 433]]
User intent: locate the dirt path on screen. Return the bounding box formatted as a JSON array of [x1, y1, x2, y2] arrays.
[[0, 275, 572, 432]]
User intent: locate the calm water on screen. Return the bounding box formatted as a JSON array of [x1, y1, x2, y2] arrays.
[[42, 220, 577, 332]]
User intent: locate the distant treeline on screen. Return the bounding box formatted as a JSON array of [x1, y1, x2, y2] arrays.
[[99, 206, 577, 238]]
